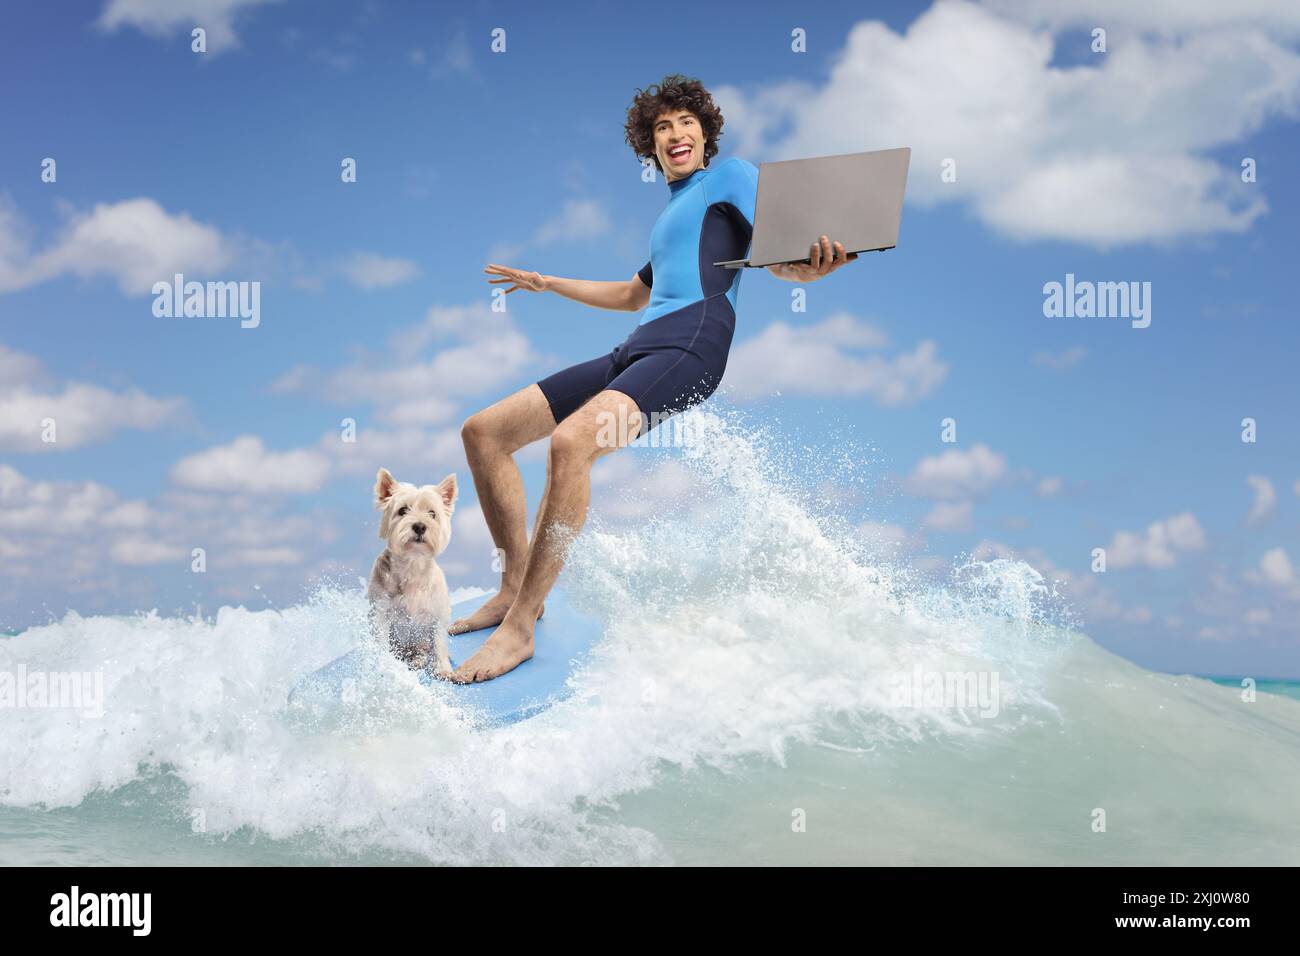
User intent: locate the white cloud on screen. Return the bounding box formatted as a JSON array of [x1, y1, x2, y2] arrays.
[[427, 29, 476, 80], [534, 199, 612, 244], [96, 0, 283, 54], [1187, 548, 1300, 635], [274, 301, 535, 414], [1105, 511, 1207, 569], [980, 154, 1264, 246], [110, 537, 187, 566], [0, 462, 344, 619], [282, 308, 539, 488], [333, 334, 532, 405], [102, 500, 155, 528], [375, 395, 460, 428], [0, 386, 185, 452], [232, 546, 304, 565], [923, 500, 974, 532], [0, 196, 430, 299], [0, 344, 46, 385], [1255, 547, 1293, 586], [1246, 474, 1276, 524], [0, 464, 148, 533], [0, 346, 187, 451], [1035, 475, 1064, 498], [0, 197, 235, 295], [340, 253, 421, 289], [0, 464, 181, 571], [906, 443, 1008, 499], [319, 424, 466, 480], [487, 198, 614, 263], [981, 0, 1300, 37], [724, 313, 947, 405], [403, 303, 498, 350], [170, 435, 331, 494], [484, 241, 524, 266], [1240, 547, 1300, 605], [716, 0, 1295, 245]]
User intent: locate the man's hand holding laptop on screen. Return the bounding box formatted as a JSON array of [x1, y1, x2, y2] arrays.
[[766, 235, 858, 283]]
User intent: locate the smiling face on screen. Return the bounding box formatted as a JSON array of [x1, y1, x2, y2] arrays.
[[374, 468, 457, 557], [654, 108, 705, 181]]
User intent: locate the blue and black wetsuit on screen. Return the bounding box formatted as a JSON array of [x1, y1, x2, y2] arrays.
[[536, 157, 759, 432]]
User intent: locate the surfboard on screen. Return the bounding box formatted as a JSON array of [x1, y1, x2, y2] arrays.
[[287, 588, 602, 726]]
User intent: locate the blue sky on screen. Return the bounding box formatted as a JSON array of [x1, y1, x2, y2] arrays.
[[1, 0, 1298, 676]]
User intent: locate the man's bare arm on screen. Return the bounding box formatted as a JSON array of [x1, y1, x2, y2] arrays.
[[483, 263, 648, 312], [545, 272, 649, 312]]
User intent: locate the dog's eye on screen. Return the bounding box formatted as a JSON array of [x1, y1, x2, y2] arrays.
[[397, 506, 409, 516]]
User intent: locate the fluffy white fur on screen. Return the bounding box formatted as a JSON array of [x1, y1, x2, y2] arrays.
[[367, 467, 458, 677]]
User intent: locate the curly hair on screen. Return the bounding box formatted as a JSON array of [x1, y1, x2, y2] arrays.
[[624, 73, 725, 174]]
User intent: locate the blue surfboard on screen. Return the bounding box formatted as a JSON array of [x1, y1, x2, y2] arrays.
[[288, 588, 602, 725]]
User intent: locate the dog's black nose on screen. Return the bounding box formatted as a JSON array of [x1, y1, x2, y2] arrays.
[[412, 522, 427, 536]]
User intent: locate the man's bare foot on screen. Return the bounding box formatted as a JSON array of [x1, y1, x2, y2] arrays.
[[448, 592, 544, 636], [450, 616, 535, 683]]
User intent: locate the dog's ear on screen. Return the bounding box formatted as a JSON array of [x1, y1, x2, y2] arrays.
[[375, 468, 396, 507], [436, 473, 458, 514], [375, 468, 397, 539]]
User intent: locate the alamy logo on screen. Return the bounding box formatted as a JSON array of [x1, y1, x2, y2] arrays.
[[1042, 273, 1151, 328], [0, 665, 104, 718], [595, 408, 706, 448], [49, 886, 151, 936], [889, 666, 1001, 718], [152, 272, 261, 328]]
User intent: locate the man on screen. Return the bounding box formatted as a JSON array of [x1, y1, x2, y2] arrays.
[[449, 74, 856, 683]]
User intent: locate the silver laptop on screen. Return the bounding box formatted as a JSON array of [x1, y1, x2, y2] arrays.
[[715, 147, 911, 269]]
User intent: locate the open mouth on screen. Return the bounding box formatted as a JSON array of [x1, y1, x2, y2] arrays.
[[668, 143, 693, 164]]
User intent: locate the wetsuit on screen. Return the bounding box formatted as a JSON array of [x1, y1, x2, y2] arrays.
[[536, 157, 759, 432]]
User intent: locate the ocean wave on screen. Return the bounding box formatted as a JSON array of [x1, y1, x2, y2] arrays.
[[2, 409, 1297, 865]]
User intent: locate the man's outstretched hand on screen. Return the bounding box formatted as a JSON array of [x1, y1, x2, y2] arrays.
[[484, 263, 549, 293], [766, 236, 858, 283]]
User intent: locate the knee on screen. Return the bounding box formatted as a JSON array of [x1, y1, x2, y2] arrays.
[[548, 423, 591, 471], [461, 411, 495, 451]]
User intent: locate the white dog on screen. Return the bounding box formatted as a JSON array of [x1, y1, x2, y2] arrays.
[[367, 467, 457, 678]]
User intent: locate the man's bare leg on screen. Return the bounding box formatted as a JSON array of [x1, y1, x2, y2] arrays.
[[451, 388, 643, 682], [449, 383, 558, 635]]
